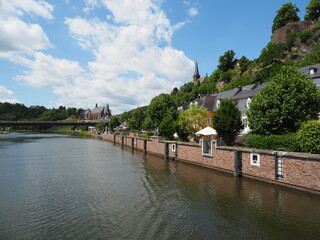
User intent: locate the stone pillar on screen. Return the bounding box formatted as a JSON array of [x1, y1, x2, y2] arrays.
[[143, 140, 147, 153], [234, 151, 242, 177], [164, 143, 169, 159]]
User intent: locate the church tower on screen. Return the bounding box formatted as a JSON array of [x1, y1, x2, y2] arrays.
[[193, 61, 200, 83]]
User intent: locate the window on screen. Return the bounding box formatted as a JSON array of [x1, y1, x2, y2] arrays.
[[310, 68, 315, 75], [250, 153, 260, 166], [242, 118, 248, 128], [246, 98, 252, 108], [202, 137, 213, 157], [216, 99, 220, 109]]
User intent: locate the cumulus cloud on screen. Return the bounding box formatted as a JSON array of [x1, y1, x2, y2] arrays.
[[0, 0, 53, 59], [0, 17, 51, 58], [61, 0, 194, 113], [0, 85, 20, 103], [15, 52, 83, 88]]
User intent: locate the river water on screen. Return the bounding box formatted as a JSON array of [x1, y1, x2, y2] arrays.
[[0, 133, 319, 240]]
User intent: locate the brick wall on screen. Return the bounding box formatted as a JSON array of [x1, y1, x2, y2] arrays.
[[282, 156, 320, 191], [95, 133, 320, 193], [241, 151, 276, 181], [147, 137, 165, 156]]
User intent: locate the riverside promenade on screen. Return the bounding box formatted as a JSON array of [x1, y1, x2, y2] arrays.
[[93, 133, 320, 195]]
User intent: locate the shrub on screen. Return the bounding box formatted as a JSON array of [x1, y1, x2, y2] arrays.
[[221, 75, 252, 91], [299, 30, 312, 44], [243, 133, 300, 152], [297, 120, 320, 154]]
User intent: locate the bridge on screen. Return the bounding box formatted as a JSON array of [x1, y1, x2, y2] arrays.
[[0, 121, 99, 127]]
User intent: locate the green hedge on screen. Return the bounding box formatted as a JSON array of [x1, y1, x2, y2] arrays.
[[297, 121, 320, 154], [243, 133, 300, 152]]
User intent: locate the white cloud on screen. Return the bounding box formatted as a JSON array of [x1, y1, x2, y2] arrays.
[[188, 7, 198, 17], [60, 0, 194, 113], [0, 17, 51, 58], [0, 0, 54, 20], [0, 85, 20, 103], [15, 52, 83, 88]]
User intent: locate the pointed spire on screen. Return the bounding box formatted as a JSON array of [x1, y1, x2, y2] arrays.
[[194, 61, 200, 77], [193, 61, 200, 82]]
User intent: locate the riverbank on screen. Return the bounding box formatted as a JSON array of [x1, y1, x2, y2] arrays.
[[93, 133, 320, 195]]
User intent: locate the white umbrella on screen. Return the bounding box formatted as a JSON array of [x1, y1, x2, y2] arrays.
[[195, 126, 217, 136]]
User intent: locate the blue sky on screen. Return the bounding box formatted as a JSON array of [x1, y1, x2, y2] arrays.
[[0, 0, 308, 113]]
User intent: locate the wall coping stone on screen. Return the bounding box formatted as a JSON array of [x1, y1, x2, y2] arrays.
[[217, 146, 320, 160]]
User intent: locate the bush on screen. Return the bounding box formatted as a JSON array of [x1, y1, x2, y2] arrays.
[[297, 121, 320, 154], [299, 30, 312, 44], [221, 75, 252, 91], [243, 133, 300, 152]]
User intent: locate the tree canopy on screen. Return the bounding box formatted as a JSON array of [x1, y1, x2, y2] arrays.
[[128, 107, 145, 130], [176, 104, 209, 141], [147, 93, 177, 128], [217, 50, 236, 72], [108, 115, 120, 132], [272, 3, 300, 33], [212, 98, 243, 145], [247, 66, 320, 135], [305, 0, 320, 21]]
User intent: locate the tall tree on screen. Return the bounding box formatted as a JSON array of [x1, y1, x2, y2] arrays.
[[128, 107, 145, 130], [147, 93, 177, 128], [247, 66, 320, 135], [272, 3, 300, 33], [217, 50, 236, 72], [305, 0, 320, 21], [176, 104, 209, 140], [108, 116, 120, 132], [159, 114, 176, 140], [212, 99, 243, 145]]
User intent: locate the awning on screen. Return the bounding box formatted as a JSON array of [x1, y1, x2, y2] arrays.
[[195, 126, 217, 136]]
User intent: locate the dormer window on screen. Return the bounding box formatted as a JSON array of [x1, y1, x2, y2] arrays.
[[309, 67, 316, 75], [216, 99, 220, 109], [246, 98, 252, 108]]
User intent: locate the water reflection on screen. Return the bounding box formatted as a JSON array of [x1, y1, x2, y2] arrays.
[[126, 146, 320, 240]]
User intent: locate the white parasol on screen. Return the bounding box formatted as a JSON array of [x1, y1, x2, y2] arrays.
[[195, 126, 217, 136]]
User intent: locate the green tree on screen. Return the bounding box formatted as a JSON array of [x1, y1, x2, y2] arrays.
[[95, 122, 107, 131], [147, 93, 177, 128], [142, 116, 153, 130], [238, 56, 251, 73], [259, 42, 287, 67], [128, 107, 145, 130], [176, 104, 209, 139], [217, 50, 236, 72], [272, 3, 300, 33], [298, 120, 320, 154], [248, 66, 320, 135], [212, 98, 243, 145], [108, 116, 120, 132], [159, 114, 176, 140], [305, 0, 320, 21]]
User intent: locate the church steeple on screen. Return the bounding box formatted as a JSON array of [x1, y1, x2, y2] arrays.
[[193, 61, 200, 83]]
